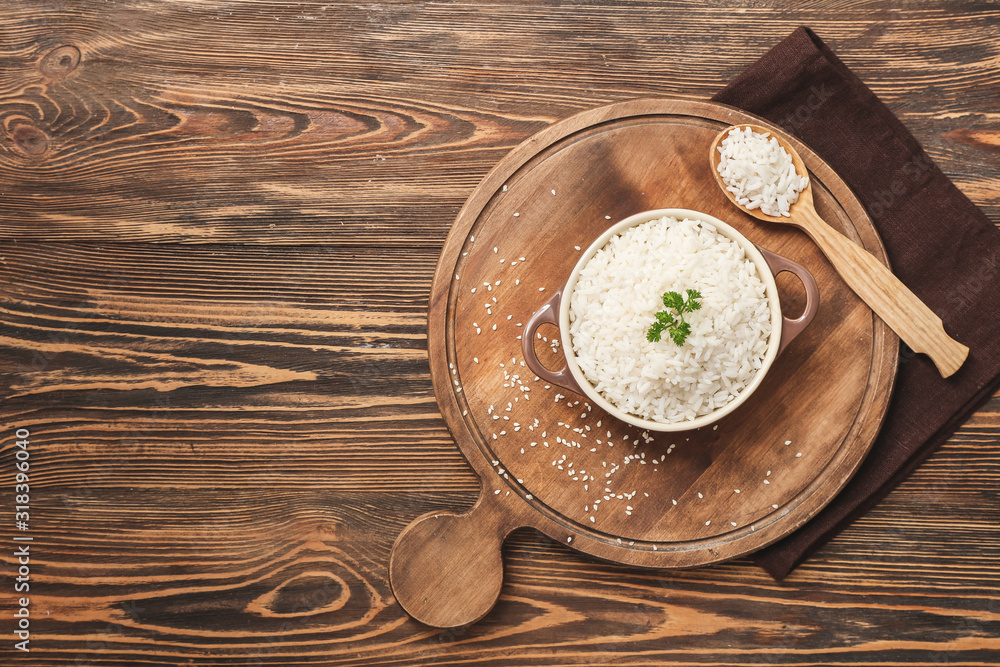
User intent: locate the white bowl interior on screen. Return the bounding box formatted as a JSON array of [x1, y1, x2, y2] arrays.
[[558, 208, 783, 432]]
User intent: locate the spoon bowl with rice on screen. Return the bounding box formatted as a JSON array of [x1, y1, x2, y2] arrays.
[[710, 124, 969, 378]]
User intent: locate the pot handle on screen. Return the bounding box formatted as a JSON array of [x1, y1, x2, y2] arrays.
[[521, 289, 586, 396], [757, 246, 820, 355]]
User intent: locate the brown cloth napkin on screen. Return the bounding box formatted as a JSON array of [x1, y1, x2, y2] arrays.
[[712, 27, 1000, 580]]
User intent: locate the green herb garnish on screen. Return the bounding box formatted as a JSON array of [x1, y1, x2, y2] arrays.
[[647, 289, 702, 346]]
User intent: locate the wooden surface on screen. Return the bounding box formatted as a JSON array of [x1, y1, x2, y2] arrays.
[[394, 99, 899, 627], [1, 1, 998, 664]]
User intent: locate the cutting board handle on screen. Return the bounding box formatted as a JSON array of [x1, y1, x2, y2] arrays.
[[390, 488, 524, 627], [521, 289, 586, 395]]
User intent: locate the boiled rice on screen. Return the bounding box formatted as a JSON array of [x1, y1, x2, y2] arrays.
[[716, 126, 809, 217], [568, 216, 771, 424]]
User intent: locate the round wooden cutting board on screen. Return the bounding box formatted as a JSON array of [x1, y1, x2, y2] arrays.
[[390, 97, 899, 628]]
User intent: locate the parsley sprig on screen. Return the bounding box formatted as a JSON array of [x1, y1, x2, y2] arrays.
[[647, 289, 703, 346]]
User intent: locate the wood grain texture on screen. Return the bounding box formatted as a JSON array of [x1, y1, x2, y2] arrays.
[[1, 0, 998, 664]]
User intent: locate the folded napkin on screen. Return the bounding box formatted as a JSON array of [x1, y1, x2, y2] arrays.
[[712, 27, 1000, 580]]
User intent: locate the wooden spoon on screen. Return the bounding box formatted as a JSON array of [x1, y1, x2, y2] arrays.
[[710, 124, 968, 378]]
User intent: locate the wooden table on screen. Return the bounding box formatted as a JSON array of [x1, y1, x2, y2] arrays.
[[2, 2, 998, 664]]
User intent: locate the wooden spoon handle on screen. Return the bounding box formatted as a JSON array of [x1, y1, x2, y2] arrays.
[[797, 207, 968, 377]]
